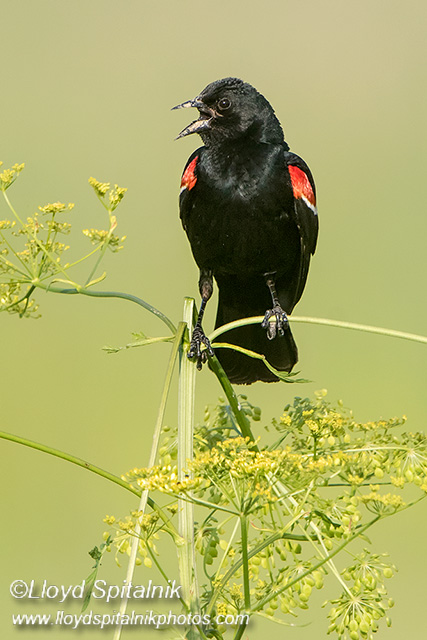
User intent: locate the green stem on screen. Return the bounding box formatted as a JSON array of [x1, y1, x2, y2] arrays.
[[36, 212, 56, 279], [84, 241, 109, 287], [5, 284, 35, 313], [146, 544, 187, 609], [2, 189, 26, 226], [0, 236, 31, 276], [32, 281, 176, 333], [171, 491, 238, 516], [177, 298, 199, 614], [291, 315, 427, 344], [233, 622, 249, 640], [206, 511, 304, 618], [0, 430, 140, 497], [0, 430, 180, 536], [240, 514, 251, 611], [58, 244, 103, 273], [84, 206, 115, 286], [208, 355, 256, 445], [209, 315, 427, 345], [211, 342, 301, 383], [216, 518, 240, 580]]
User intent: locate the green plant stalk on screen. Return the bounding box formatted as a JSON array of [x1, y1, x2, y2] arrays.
[[176, 491, 239, 516], [84, 228, 112, 287], [36, 211, 57, 279], [206, 510, 304, 618], [209, 315, 427, 345], [146, 543, 187, 610], [240, 514, 251, 611], [0, 231, 31, 275], [177, 298, 199, 618], [0, 430, 179, 534], [233, 621, 249, 640], [31, 280, 176, 333], [2, 189, 26, 226], [212, 341, 304, 383], [208, 354, 256, 445], [216, 518, 240, 580], [5, 284, 35, 314], [0, 430, 140, 496], [145, 544, 210, 640], [112, 322, 186, 640]]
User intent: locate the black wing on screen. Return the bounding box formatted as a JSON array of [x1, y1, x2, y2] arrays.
[[283, 150, 319, 309], [179, 147, 204, 233]]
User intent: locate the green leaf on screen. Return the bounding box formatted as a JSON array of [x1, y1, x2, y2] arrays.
[[103, 335, 175, 354], [212, 342, 310, 383], [85, 272, 107, 288], [82, 536, 112, 612]]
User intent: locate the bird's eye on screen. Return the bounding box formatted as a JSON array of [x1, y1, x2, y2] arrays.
[[218, 97, 231, 111]]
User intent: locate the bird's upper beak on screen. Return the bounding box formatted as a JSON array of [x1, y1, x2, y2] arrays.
[[172, 98, 214, 140]]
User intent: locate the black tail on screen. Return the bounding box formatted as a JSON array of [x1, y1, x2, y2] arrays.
[[213, 275, 298, 385]]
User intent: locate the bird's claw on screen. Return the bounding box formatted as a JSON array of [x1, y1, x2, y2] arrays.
[[188, 325, 214, 370], [261, 305, 288, 340]]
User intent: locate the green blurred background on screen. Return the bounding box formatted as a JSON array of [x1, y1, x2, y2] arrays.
[[1, 1, 426, 638]]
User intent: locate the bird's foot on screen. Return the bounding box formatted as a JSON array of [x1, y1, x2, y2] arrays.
[[188, 324, 214, 370], [261, 305, 289, 340]]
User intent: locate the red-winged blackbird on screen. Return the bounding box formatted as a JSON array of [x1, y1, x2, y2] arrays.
[[174, 78, 318, 384]]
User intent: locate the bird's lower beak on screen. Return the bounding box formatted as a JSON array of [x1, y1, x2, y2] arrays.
[[172, 98, 214, 140]]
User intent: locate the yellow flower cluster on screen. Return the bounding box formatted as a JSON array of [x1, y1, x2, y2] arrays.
[[88, 176, 110, 196], [123, 464, 205, 495], [0, 219, 15, 229], [38, 202, 74, 215], [82, 227, 126, 252], [88, 176, 127, 211], [191, 437, 302, 479], [0, 162, 25, 190], [109, 185, 127, 210], [103, 511, 160, 569], [359, 491, 405, 513]]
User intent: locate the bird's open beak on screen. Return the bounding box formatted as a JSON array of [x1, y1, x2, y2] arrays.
[[172, 98, 214, 140]]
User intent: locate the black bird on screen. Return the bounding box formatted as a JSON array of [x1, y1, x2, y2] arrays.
[[174, 78, 318, 384]]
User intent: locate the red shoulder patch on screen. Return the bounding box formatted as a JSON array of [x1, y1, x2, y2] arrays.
[[288, 165, 316, 207], [180, 156, 198, 193]]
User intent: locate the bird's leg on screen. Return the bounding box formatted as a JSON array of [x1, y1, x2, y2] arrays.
[[188, 270, 215, 369], [261, 272, 289, 340]]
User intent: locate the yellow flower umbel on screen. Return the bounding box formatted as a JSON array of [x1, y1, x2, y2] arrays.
[[0, 162, 25, 191], [0, 167, 128, 318]]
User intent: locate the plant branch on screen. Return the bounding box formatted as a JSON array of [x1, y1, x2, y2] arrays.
[[32, 281, 176, 333], [0, 430, 141, 497], [177, 298, 199, 615], [208, 354, 256, 445], [209, 315, 427, 345], [240, 514, 251, 611]]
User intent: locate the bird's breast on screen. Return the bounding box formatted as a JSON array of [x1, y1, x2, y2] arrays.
[[184, 148, 299, 276]]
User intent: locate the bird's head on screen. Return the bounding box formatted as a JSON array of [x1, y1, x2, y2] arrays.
[[173, 77, 284, 146]]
